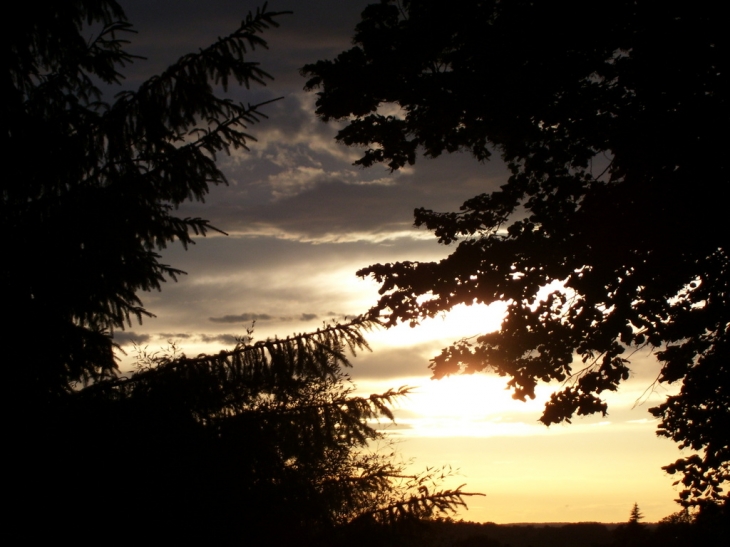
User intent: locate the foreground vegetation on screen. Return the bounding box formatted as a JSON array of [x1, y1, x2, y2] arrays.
[[6, 3, 472, 542], [344, 508, 728, 547]]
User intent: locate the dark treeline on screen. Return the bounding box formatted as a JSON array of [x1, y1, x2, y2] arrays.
[[369, 511, 728, 547]]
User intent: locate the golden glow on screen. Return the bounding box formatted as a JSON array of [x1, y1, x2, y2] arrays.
[[396, 432, 683, 523], [357, 356, 674, 441], [388, 375, 546, 437], [368, 301, 508, 348]]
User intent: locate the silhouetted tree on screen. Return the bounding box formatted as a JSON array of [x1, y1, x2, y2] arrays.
[[611, 503, 648, 546], [22, 318, 472, 544], [654, 510, 694, 546], [628, 503, 643, 524], [303, 0, 729, 508], [6, 0, 283, 403]]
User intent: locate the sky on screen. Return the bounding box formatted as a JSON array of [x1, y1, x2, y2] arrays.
[[112, 0, 687, 523]]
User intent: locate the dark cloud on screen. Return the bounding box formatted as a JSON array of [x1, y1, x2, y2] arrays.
[[157, 234, 446, 284], [347, 343, 441, 380], [114, 2, 510, 244], [199, 333, 245, 345], [158, 332, 194, 339], [209, 313, 274, 323], [178, 133, 509, 242], [119, 1, 372, 91], [300, 313, 318, 321], [116, 331, 250, 347], [112, 332, 152, 345]]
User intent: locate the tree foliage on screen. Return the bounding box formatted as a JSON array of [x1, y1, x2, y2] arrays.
[[24, 318, 472, 543], [6, 3, 476, 542], [628, 503, 644, 524], [5, 0, 283, 401], [303, 0, 729, 508]]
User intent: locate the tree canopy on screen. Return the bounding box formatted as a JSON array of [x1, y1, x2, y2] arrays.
[[6, 0, 282, 401], [303, 0, 729, 509]]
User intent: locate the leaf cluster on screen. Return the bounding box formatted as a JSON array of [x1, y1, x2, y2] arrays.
[[304, 0, 729, 507]]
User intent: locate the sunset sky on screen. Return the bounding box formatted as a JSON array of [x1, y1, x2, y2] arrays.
[[113, 0, 687, 523]]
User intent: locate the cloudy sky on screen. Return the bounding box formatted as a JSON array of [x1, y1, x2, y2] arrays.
[[113, 0, 685, 523]]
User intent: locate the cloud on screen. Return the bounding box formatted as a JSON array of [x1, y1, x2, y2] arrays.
[[131, 234, 450, 343], [115, 0, 453, 242], [199, 333, 244, 345], [112, 331, 152, 345], [209, 313, 274, 323], [180, 139, 508, 245], [209, 312, 320, 323], [225, 93, 363, 166], [114, 331, 247, 348], [348, 343, 442, 380], [267, 166, 353, 199]]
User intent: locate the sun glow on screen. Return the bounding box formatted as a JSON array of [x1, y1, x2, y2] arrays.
[[358, 374, 555, 438], [368, 301, 508, 348], [404, 375, 542, 421]]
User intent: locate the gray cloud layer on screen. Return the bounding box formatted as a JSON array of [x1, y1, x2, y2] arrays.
[[209, 313, 274, 323], [118, 1, 510, 243], [111, 1, 512, 382]]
